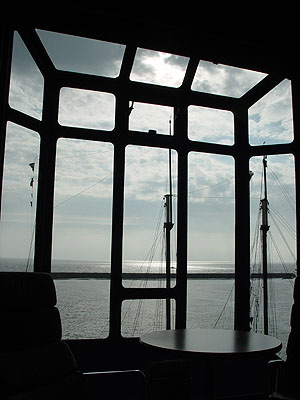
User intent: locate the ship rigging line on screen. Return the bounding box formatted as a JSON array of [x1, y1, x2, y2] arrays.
[[213, 282, 235, 328], [268, 166, 296, 212], [121, 201, 165, 335], [188, 179, 232, 194], [269, 205, 296, 240], [269, 213, 296, 261], [26, 157, 38, 271], [54, 147, 153, 209], [26, 221, 35, 272]]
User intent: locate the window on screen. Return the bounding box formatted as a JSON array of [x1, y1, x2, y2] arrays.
[[187, 279, 234, 329], [249, 154, 295, 350], [56, 278, 110, 339], [59, 88, 116, 131], [52, 138, 113, 338], [129, 102, 173, 135], [1, 27, 297, 342], [192, 60, 267, 97], [249, 79, 293, 145], [53, 138, 113, 260], [9, 32, 44, 119], [130, 48, 189, 87], [188, 106, 233, 145], [37, 29, 125, 78], [0, 123, 40, 268], [121, 299, 176, 337], [123, 145, 177, 289], [188, 153, 234, 261], [187, 153, 235, 329]]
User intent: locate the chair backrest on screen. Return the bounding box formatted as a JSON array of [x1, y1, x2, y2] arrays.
[[285, 275, 300, 395], [0, 272, 84, 399]]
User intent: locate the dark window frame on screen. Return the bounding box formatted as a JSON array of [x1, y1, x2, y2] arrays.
[[1, 25, 299, 339]]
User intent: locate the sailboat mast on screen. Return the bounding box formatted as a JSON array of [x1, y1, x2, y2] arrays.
[[260, 155, 269, 335], [168, 119, 173, 222], [164, 118, 174, 330]]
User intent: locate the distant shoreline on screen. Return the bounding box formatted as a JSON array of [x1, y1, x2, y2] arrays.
[[51, 272, 296, 280]]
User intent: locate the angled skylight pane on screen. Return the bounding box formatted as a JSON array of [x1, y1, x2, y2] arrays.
[[130, 48, 189, 87], [59, 88, 115, 131], [249, 79, 293, 145], [0, 122, 40, 262], [192, 60, 267, 98], [9, 32, 44, 119], [36, 29, 125, 78]]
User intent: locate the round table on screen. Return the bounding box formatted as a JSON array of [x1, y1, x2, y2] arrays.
[[140, 328, 282, 358], [140, 329, 282, 399]]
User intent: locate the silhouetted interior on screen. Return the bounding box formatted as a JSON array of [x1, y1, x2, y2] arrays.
[[1, 8, 300, 400]]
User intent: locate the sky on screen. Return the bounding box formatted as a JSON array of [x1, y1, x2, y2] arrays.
[[0, 30, 296, 265]]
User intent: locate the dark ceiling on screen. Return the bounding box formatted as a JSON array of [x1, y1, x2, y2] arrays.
[[7, 6, 300, 78]]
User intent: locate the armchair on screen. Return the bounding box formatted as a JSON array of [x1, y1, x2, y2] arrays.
[[0, 271, 145, 400]]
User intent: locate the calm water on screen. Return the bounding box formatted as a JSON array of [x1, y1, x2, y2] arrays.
[[0, 258, 295, 358]]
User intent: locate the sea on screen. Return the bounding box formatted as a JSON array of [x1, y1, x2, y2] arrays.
[[0, 258, 295, 359]]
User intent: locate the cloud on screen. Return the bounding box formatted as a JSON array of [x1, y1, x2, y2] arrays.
[[188, 153, 234, 202], [188, 153, 235, 260], [188, 106, 234, 145], [59, 88, 115, 130], [2, 123, 39, 200], [37, 29, 125, 78], [130, 48, 189, 87], [54, 139, 113, 204], [192, 60, 267, 97], [250, 154, 295, 203], [249, 79, 293, 145], [9, 33, 44, 119], [129, 102, 172, 134], [0, 123, 39, 258], [124, 146, 177, 202]]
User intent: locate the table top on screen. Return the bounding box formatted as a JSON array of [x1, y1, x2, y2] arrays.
[[140, 328, 282, 357]]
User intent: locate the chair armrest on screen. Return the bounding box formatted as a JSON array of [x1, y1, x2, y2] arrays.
[[83, 370, 145, 400], [269, 391, 300, 400], [268, 358, 285, 393], [269, 359, 285, 369]]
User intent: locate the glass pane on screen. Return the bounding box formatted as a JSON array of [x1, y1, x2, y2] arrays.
[[37, 29, 125, 78], [53, 139, 113, 261], [188, 106, 233, 145], [187, 153, 235, 329], [0, 122, 40, 270], [192, 60, 267, 97], [187, 279, 234, 329], [55, 278, 109, 339], [123, 146, 177, 288], [9, 32, 44, 119], [130, 48, 189, 87], [249, 79, 293, 145], [59, 88, 115, 131], [188, 153, 234, 260], [129, 102, 173, 135], [250, 154, 296, 350], [122, 299, 176, 337], [52, 138, 113, 339]]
